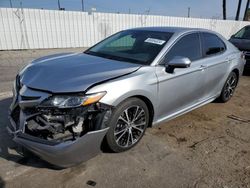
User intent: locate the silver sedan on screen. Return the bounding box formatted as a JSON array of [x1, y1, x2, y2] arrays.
[[8, 27, 245, 167]]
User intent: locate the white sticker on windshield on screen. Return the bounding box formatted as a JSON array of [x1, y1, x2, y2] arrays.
[[144, 38, 166, 45]]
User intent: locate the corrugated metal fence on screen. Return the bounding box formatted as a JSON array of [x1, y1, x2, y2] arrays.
[[0, 8, 249, 50]]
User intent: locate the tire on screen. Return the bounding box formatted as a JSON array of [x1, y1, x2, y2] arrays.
[[105, 98, 149, 152], [218, 71, 238, 103]]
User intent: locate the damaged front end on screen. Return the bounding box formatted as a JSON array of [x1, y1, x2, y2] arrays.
[[8, 76, 112, 167]]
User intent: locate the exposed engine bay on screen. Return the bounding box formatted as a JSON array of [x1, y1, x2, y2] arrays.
[[11, 103, 111, 143]]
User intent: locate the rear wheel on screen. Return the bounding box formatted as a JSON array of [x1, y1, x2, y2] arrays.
[[105, 98, 149, 152], [218, 71, 238, 103]]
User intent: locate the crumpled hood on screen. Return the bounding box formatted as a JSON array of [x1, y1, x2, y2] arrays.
[[20, 53, 141, 93]]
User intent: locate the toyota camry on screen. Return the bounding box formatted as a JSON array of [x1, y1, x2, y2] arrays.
[[8, 27, 245, 167]]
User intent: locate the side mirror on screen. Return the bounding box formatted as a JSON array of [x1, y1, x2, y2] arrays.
[[165, 56, 191, 73], [231, 34, 235, 39]]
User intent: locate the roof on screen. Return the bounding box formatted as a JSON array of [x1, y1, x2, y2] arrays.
[[128, 26, 211, 35]]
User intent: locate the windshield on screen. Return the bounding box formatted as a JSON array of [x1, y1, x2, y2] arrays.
[[85, 30, 173, 65], [234, 26, 250, 40]]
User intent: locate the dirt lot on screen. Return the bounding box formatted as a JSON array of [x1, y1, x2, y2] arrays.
[[0, 49, 250, 188]]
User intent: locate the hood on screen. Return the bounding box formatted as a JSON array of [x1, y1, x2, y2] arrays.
[[20, 53, 141, 93], [229, 38, 250, 51]]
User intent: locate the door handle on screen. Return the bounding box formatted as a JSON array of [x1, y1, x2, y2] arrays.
[[199, 65, 207, 70], [226, 58, 233, 63]]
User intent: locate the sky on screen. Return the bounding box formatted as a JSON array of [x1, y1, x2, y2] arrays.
[[0, 0, 249, 20]]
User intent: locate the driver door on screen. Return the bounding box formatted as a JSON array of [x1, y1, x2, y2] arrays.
[[155, 32, 207, 121]]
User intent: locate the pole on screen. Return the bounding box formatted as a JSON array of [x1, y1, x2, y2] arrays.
[[188, 7, 190, 17], [244, 0, 250, 21], [81, 0, 84, 11], [58, 0, 61, 10], [235, 0, 242, 20], [223, 0, 226, 20], [9, 0, 13, 8]]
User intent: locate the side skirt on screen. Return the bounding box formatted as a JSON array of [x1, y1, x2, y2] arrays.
[[152, 94, 219, 126]]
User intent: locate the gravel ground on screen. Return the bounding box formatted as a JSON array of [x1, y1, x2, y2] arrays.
[[0, 49, 249, 188]]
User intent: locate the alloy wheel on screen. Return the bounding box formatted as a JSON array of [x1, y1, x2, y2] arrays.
[[223, 73, 237, 100], [114, 105, 146, 148]]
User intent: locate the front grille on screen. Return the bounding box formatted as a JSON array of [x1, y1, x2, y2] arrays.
[[21, 96, 41, 101]]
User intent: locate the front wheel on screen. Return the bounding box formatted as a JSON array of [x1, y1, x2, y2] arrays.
[[105, 98, 149, 152], [218, 71, 238, 103]]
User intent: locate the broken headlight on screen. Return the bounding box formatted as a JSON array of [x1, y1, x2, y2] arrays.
[[40, 92, 106, 108]]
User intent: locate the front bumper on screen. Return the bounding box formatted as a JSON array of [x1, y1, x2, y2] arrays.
[[8, 119, 108, 167], [8, 83, 111, 168]]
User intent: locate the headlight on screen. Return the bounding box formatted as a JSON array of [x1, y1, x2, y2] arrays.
[[41, 92, 106, 108]]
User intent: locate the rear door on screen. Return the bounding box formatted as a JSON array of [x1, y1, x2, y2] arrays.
[[200, 32, 230, 98]]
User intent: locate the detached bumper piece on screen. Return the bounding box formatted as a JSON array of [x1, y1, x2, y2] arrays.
[[8, 84, 111, 168]]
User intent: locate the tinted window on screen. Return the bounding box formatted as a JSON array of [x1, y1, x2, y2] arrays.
[[106, 34, 135, 49], [164, 33, 202, 63], [85, 30, 173, 65], [202, 33, 226, 56]]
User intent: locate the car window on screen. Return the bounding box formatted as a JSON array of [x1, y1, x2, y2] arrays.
[[106, 34, 136, 50], [85, 30, 173, 65], [234, 26, 250, 39], [202, 33, 226, 56], [164, 33, 202, 63]]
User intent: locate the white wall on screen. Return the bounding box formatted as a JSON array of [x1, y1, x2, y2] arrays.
[[0, 8, 249, 50]]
